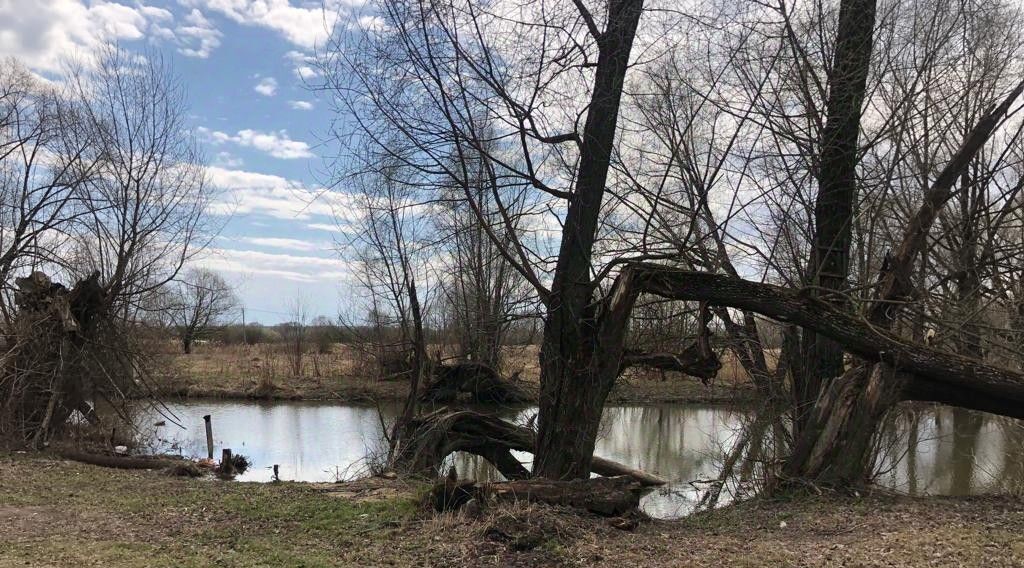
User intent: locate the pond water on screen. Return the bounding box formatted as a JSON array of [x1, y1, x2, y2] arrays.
[[138, 400, 1024, 519]]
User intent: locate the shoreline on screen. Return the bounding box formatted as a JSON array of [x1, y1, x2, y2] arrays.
[[159, 344, 760, 406], [151, 379, 758, 406]]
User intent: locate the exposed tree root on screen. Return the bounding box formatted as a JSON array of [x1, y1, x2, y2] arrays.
[[391, 408, 667, 486]]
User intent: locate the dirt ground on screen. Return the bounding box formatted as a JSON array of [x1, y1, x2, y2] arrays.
[[2, 453, 1022, 567], [161, 343, 758, 405]]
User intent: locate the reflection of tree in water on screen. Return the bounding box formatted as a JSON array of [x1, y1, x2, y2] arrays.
[[449, 404, 1024, 517], [949, 408, 986, 495], [872, 406, 1024, 497], [993, 419, 1024, 495]]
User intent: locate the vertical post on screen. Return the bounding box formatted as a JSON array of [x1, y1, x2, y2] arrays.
[[273, 464, 280, 482], [241, 307, 247, 345], [221, 448, 234, 476], [203, 415, 213, 460]]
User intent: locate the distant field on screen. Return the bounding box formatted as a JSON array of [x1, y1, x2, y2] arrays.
[[159, 342, 759, 404]]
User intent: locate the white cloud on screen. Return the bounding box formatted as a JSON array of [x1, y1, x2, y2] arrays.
[[196, 247, 353, 283], [199, 127, 314, 159], [204, 166, 359, 221], [288, 100, 314, 110], [294, 65, 318, 81], [212, 151, 243, 168], [0, 0, 170, 72], [253, 76, 278, 97], [240, 237, 326, 252], [284, 50, 312, 64], [180, 0, 362, 49], [176, 8, 221, 58]]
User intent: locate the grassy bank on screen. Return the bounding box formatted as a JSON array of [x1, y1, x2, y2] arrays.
[[2, 453, 1022, 566], [160, 343, 757, 405]]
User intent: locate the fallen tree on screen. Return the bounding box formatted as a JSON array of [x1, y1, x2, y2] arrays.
[[1, 271, 155, 447], [391, 408, 668, 486], [626, 265, 1024, 420], [620, 343, 721, 382], [57, 449, 191, 471]]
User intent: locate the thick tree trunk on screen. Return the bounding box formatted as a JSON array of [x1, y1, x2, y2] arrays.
[[534, 0, 644, 481], [797, 0, 877, 431], [781, 364, 908, 485]]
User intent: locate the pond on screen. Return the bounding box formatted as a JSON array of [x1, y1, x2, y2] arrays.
[[138, 400, 1024, 519]]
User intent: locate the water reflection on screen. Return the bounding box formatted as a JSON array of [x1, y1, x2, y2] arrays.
[[875, 406, 1024, 497], [140, 401, 1024, 519]]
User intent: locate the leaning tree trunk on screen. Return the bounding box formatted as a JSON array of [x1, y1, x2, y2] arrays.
[[781, 0, 1024, 486], [781, 363, 908, 485]]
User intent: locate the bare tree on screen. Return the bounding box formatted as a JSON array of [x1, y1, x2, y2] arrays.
[[0, 45, 217, 446], [168, 268, 237, 354], [281, 294, 310, 378], [64, 45, 216, 319], [343, 157, 433, 430], [0, 59, 97, 325], [322, 0, 1024, 487]]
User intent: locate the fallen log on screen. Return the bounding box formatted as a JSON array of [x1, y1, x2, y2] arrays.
[[57, 449, 188, 470], [429, 475, 648, 516], [619, 345, 721, 382], [392, 409, 667, 486]]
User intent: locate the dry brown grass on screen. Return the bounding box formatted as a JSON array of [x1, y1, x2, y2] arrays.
[[160, 342, 759, 404]]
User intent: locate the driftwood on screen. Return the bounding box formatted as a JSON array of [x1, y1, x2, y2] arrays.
[[392, 409, 667, 486], [57, 449, 187, 470], [429, 474, 648, 516], [420, 362, 530, 404]]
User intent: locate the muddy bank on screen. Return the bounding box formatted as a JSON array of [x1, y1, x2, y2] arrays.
[[1, 453, 1022, 566]]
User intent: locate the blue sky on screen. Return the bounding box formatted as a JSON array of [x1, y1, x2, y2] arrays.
[[0, 0, 367, 323]]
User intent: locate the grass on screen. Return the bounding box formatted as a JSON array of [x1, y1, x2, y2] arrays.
[[3, 453, 1024, 566], [0, 453, 421, 567]]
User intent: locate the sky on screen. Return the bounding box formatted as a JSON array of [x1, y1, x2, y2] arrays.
[[0, 0, 375, 323]]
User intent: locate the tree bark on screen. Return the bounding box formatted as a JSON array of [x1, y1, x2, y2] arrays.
[[798, 0, 877, 430], [535, 0, 645, 481]]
